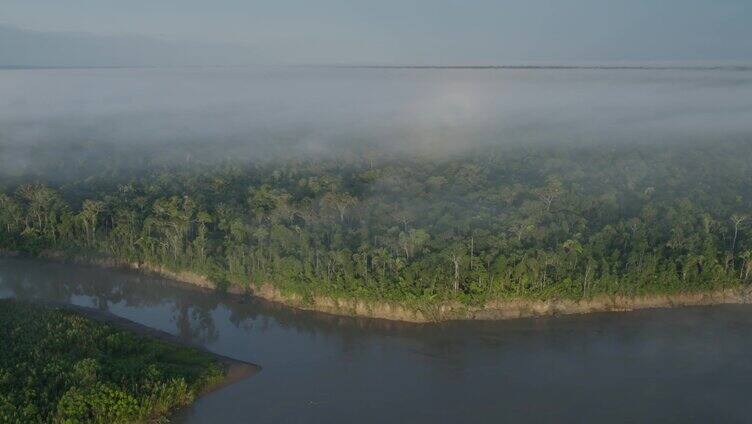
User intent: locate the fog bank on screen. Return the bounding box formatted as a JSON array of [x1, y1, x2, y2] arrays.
[[1, 66, 752, 178]]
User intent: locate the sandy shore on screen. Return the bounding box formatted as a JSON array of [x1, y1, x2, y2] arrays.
[[5, 249, 752, 323]]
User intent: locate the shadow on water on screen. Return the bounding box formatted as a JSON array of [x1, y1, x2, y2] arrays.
[[3, 256, 752, 423], [0, 256, 425, 338]]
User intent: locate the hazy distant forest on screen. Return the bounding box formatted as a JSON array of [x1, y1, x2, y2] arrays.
[[2, 138, 752, 306]]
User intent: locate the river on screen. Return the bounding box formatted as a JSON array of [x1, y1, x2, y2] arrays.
[[1, 256, 750, 423]]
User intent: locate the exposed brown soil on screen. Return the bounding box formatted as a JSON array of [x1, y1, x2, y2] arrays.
[[470, 288, 752, 320], [6, 250, 752, 323]]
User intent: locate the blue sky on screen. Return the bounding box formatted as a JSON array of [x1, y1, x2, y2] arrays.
[[2, 0, 751, 64]]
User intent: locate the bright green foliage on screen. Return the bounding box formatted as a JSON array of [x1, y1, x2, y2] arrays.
[[0, 300, 225, 423], [1, 140, 752, 306]]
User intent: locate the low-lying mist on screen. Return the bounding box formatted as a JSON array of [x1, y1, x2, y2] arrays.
[[1, 66, 752, 181]]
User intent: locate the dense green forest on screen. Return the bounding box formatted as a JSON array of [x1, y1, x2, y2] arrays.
[[1, 139, 752, 307], [0, 299, 225, 423]]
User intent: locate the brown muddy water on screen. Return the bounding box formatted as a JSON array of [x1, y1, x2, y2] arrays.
[[1, 256, 751, 423]]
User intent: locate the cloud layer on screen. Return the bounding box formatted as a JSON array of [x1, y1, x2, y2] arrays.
[[1, 66, 752, 178]]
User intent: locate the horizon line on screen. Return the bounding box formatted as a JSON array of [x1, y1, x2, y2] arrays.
[[2, 63, 752, 72]]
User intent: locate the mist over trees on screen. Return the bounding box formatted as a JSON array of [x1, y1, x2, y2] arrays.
[[2, 139, 752, 306], [2, 68, 752, 307], [2, 67, 752, 182]]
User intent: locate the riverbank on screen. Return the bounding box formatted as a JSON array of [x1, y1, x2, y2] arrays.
[[46, 301, 260, 396], [6, 252, 752, 423], [0, 298, 259, 423], [4, 249, 752, 323]]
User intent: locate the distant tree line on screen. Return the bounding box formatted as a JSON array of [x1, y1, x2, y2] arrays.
[[2, 139, 752, 305]]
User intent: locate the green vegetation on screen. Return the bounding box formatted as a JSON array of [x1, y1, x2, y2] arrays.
[[1, 139, 752, 308], [0, 299, 225, 423]]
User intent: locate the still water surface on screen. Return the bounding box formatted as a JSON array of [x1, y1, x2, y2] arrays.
[[1, 257, 751, 423]]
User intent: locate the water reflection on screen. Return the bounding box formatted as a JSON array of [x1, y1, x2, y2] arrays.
[[0, 257, 432, 356], [2, 256, 752, 423]]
